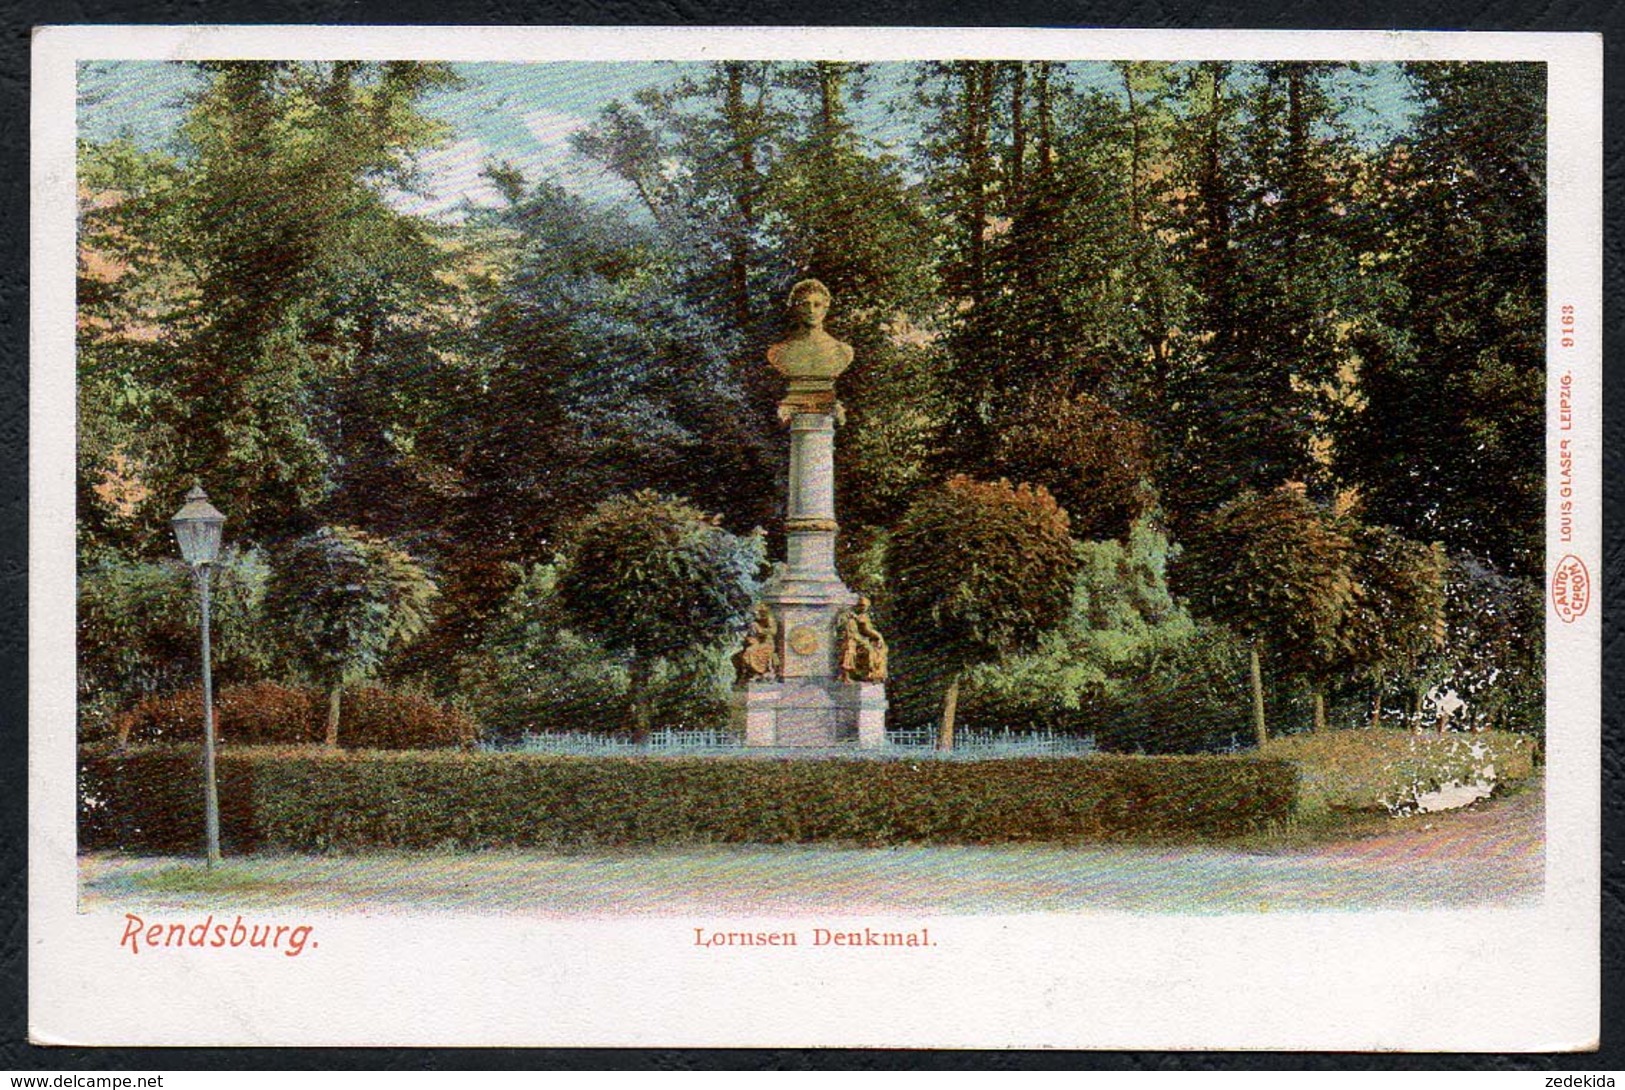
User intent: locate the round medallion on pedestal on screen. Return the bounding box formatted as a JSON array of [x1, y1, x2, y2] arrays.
[[787, 625, 822, 657]]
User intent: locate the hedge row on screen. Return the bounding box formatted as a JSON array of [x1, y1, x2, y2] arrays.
[[79, 747, 1299, 852], [113, 683, 478, 750]]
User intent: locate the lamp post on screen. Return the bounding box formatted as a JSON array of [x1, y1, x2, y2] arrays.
[[172, 484, 226, 867]]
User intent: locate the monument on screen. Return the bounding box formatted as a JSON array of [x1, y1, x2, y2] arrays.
[[730, 279, 888, 748]]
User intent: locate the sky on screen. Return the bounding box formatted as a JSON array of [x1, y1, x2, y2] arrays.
[[77, 60, 1421, 221]]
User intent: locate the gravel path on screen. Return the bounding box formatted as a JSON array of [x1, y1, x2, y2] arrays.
[[78, 780, 1542, 917]]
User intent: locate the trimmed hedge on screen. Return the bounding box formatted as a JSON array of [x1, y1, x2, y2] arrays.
[[112, 683, 476, 750], [78, 747, 1298, 852]]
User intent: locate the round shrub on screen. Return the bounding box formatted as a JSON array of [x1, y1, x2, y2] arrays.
[[114, 681, 325, 747], [339, 685, 479, 750], [110, 682, 475, 749]]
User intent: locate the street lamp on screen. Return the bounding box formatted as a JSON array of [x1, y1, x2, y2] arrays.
[[172, 484, 226, 867]]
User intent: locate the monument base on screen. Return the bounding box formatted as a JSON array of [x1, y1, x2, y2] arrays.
[[730, 679, 887, 748]]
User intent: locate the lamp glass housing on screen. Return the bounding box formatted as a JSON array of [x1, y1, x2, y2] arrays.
[[171, 486, 226, 568]]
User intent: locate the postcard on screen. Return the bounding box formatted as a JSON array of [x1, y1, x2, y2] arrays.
[[31, 26, 1601, 1049]]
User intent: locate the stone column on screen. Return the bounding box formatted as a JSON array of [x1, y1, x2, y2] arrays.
[[783, 414, 841, 585]]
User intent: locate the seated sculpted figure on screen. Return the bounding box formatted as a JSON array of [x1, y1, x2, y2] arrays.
[[838, 596, 888, 684], [733, 603, 780, 685]]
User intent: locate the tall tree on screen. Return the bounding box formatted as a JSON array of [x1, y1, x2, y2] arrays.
[[76, 138, 191, 559], [1336, 62, 1545, 578], [152, 61, 459, 542], [573, 62, 785, 343], [916, 61, 1008, 472], [1163, 62, 1376, 525]]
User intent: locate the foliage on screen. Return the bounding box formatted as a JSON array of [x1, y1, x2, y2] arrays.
[[264, 525, 439, 728], [556, 492, 763, 736], [1262, 728, 1537, 815], [467, 183, 769, 554], [454, 562, 730, 744], [77, 545, 280, 732], [76, 140, 192, 558], [114, 681, 325, 746], [1085, 625, 1256, 755], [959, 522, 1215, 745], [770, 70, 949, 541], [1334, 62, 1545, 578], [1410, 554, 1544, 734], [139, 62, 460, 542], [109, 681, 474, 749], [1160, 63, 1381, 521], [79, 747, 1299, 851], [336, 685, 480, 750], [888, 476, 1078, 673], [887, 475, 1079, 748], [1174, 485, 1355, 679], [1334, 524, 1446, 699], [557, 492, 763, 665], [75, 60, 1544, 740], [990, 390, 1156, 541]]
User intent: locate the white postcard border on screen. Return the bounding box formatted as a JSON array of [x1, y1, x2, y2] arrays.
[[30, 25, 1603, 1050]]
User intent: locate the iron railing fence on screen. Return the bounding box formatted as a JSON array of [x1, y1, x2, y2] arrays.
[[504, 725, 1096, 758]]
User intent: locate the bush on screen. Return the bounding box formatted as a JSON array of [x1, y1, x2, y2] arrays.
[[111, 683, 475, 750], [79, 748, 1299, 852], [1261, 728, 1537, 815], [340, 686, 479, 750], [1088, 627, 1255, 755], [453, 563, 729, 745], [114, 682, 325, 746]]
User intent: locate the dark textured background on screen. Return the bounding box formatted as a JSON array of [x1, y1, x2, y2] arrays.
[[2, 0, 1618, 1071]]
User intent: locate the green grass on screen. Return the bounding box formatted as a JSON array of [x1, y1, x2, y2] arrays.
[[123, 863, 284, 894]]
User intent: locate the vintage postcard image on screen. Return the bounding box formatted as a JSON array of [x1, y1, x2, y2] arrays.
[[31, 26, 1601, 1049]]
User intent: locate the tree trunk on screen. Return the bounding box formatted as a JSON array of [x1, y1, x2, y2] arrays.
[[937, 672, 962, 752], [817, 62, 844, 143], [1034, 62, 1053, 177], [1197, 63, 1234, 315], [1249, 645, 1267, 747], [959, 61, 997, 310], [1008, 62, 1026, 208], [1284, 65, 1309, 247], [1312, 689, 1326, 733], [1369, 666, 1383, 729], [325, 684, 343, 747], [723, 63, 757, 332], [1121, 64, 1143, 231], [628, 657, 654, 743]]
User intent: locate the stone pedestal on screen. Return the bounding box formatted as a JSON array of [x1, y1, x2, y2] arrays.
[[732, 413, 887, 748], [730, 679, 888, 749]]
